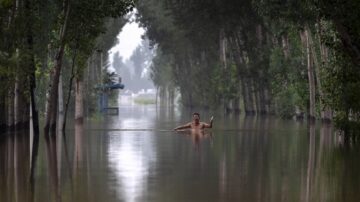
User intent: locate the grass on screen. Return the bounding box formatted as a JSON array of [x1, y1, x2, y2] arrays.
[[134, 97, 156, 105]]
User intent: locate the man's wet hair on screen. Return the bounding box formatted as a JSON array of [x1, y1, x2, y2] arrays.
[[193, 112, 200, 117]]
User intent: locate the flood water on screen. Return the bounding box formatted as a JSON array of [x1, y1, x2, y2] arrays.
[[1, 104, 360, 202]]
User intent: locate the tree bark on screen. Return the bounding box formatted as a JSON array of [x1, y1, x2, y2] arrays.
[[14, 77, 22, 128], [259, 86, 267, 115], [304, 25, 316, 121], [25, 0, 39, 135], [62, 49, 77, 131], [219, 28, 227, 69], [75, 78, 84, 125], [233, 97, 241, 114], [44, 0, 71, 135], [281, 34, 290, 59], [0, 96, 5, 132], [242, 78, 255, 115], [7, 88, 15, 130], [58, 74, 64, 132], [309, 30, 333, 122]]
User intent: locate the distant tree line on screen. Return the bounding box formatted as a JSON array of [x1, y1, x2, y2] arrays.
[[112, 39, 155, 93], [136, 0, 360, 139]]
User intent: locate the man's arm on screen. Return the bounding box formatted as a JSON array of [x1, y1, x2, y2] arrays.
[[174, 123, 191, 131], [204, 116, 214, 128]]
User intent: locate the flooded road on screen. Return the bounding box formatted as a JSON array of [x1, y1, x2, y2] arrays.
[[1, 104, 360, 202]]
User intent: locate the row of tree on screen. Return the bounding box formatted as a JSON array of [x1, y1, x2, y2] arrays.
[[136, 0, 360, 138], [0, 0, 134, 134], [112, 39, 155, 93]]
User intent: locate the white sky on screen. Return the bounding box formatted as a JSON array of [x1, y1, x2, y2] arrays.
[[108, 12, 145, 71]]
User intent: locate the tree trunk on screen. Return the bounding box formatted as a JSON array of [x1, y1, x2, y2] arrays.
[[317, 21, 333, 122], [254, 87, 260, 114], [224, 98, 232, 114], [44, 0, 71, 135], [281, 34, 290, 59], [233, 97, 241, 114], [75, 78, 84, 125], [319, 43, 333, 122], [62, 51, 77, 131], [219, 28, 227, 69], [0, 96, 5, 132], [304, 25, 316, 121], [259, 86, 267, 115], [264, 86, 274, 114], [58, 74, 64, 132], [310, 33, 333, 122], [21, 100, 29, 129], [242, 78, 255, 115], [14, 74, 24, 129], [7, 88, 15, 130], [155, 86, 159, 106], [26, 0, 39, 135]]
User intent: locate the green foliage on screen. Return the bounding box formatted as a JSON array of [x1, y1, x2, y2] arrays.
[[0, 0, 134, 122], [322, 43, 360, 135]]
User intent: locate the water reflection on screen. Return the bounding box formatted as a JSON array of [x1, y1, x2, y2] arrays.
[[107, 105, 157, 202], [44, 134, 61, 202], [2, 105, 360, 201], [176, 130, 213, 151]]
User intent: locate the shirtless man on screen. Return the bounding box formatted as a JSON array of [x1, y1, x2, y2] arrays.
[[174, 112, 213, 131]]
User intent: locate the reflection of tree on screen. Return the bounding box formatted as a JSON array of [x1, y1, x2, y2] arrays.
[[304, 123, 316, 202], [74, 122, 84, 173], [0, 132, 33, 202], [29, 128, 40, 202], [45, 135, 61, 202]]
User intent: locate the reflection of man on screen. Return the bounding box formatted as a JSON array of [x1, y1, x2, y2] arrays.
[[174, 129, 213, 151], [190, 130, 213, 148], [174, 113, 213, 131]]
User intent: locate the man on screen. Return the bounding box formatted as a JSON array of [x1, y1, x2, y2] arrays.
[[174, 112, 213, 130]]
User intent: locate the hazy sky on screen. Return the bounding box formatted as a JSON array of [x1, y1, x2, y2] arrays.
[[108, 11, 145, 71]]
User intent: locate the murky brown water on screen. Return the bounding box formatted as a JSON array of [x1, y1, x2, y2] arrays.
[[1, 104, 360, 202]]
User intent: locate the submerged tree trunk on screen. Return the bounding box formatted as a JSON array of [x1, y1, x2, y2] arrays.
[[62, 47, 77, 131], [258, 86, 267, 115], [25, 0, 39, 134], [242, 78, 255, 115], [44, 0, 71, 135], [7, 88, 15, 130], [233, 97, 241, 114], [14, 77, 23, 128], [0, 97, 5, 132]]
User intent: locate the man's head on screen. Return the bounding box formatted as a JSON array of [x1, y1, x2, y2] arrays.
[[193, 112, 200, 124]]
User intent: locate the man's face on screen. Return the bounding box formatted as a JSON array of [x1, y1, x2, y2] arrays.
[[193, 114, 200, 123]]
